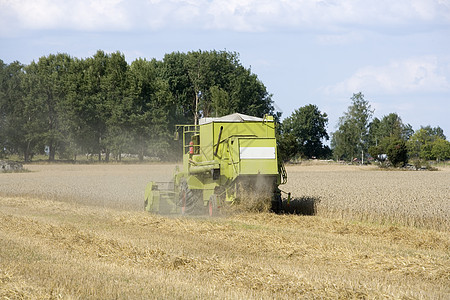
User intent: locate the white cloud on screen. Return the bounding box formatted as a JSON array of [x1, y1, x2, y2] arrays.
[[0, 0, 130, 33], [1, 0, 449, 34], [325, 56, 450, 95]]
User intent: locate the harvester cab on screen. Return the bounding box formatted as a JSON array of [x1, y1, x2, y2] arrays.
[[145, 113, 289, 216]]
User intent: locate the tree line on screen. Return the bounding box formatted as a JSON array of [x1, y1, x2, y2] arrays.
[[0, 50, 275, 161], [278, 92, 449, 165], [1, 50, 449, 165]]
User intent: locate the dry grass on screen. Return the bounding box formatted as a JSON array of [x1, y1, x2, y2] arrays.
[[1, 196, 449, 299], [285, 164, 450, 231], [0, 163, 449, 299], [2, 163, 448, 230], [0, 164, 174, 210]]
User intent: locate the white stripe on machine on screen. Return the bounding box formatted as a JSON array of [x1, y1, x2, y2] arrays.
[[239, 147, 276, 159]]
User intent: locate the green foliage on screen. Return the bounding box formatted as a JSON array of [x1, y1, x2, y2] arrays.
[[431, 138, 450, 161], [368, 113, 413, 148], [0, 50, 276, 162], [160, 50, 275, 122], [0, 60, 29, 160], [385, 137, 408, 167], [22, 53, 74, 161], [280, 104, 329, 160], [331, 92, 373, 161], [368, 145, 382, 161], [4, 51, 448, 164], [407, 126, 447, 161], [331, 95, 442, 166], [367, 113, 413, 167], [277, 131, 298, 162], [126, 58, 172, 161], [368, 121, 448, 166]]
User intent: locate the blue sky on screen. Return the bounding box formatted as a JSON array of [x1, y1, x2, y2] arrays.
[[1, 0, 449, 139]]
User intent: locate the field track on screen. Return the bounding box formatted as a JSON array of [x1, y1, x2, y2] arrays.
[[1, 163, 449, 299]]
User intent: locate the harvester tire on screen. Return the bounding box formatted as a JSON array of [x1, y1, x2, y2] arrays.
[[179, 180, 197, 215], [271, 193, 282, 214]]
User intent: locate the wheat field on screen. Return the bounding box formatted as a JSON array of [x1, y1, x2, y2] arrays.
[[285, 163, 450, 231], [1, 163, 449, 299]]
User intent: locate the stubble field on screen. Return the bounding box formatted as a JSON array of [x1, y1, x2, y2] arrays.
[[1, 163, 449, 299]]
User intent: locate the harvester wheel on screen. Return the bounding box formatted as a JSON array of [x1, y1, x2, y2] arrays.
[[271, 193, 283, 214], [208, 194, 218, 217], [179, 180, 197, 215]]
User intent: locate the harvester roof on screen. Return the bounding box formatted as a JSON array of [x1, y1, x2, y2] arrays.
[[199, 113, 271, 125]]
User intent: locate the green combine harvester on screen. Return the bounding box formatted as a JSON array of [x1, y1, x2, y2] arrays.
[[144, 113, 289, 216]]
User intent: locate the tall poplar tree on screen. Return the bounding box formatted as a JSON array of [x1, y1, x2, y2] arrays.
[[332, 92, 373, 162]]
